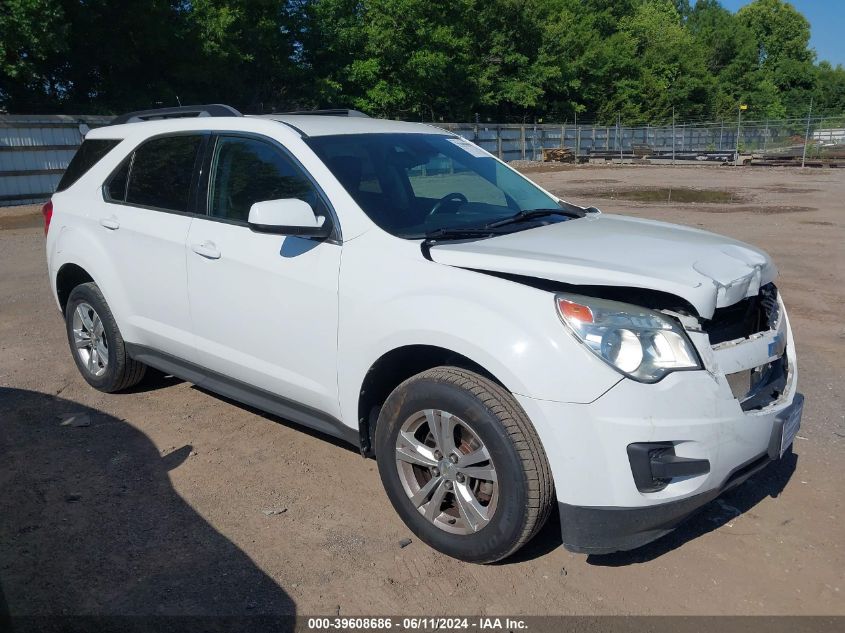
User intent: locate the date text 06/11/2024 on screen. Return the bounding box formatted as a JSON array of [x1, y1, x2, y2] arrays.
[[306, 617, 528, 630]]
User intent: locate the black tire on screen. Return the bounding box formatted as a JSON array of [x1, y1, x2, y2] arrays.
[[64, 282, 146, 393], [375, 366, 554, 564]]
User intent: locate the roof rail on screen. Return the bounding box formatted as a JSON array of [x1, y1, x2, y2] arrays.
[[111, 104, 242, 126], [276, 109, 370, 118]]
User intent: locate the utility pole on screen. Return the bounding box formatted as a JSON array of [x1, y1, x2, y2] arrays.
[[735, 104, 746, 167], [672, 107, 676, 166], [801, 96, 814, 168]]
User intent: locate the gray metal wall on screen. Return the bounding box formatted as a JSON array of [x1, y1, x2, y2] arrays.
[[0, 115, 111, 206]]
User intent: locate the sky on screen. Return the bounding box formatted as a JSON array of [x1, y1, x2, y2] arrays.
[[715, 0, 845, 67]]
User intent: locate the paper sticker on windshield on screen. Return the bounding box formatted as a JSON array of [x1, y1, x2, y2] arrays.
[[446, 137, 489, 158]]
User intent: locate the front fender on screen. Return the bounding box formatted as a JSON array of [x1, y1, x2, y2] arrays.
[[337, 232, 621, 428]]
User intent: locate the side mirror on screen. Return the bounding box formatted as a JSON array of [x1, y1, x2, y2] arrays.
[[247, 199, 332, 238]]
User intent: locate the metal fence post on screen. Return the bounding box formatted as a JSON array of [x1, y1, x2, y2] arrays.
[[575, 125, 580, 160], [735, 106, 742, 167], [497, 125, 503, 159], [520, 125, 526, 160], [801, 97, 813, 168], [672, 106, 676, 165], [574, 111, 578, 159], [763, 118, 769, 154]]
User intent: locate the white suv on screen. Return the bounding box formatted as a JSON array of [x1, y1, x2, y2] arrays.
[[45, 105, 802, 563]]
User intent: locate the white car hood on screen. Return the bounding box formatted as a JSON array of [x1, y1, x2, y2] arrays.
[[428, 213, 777, 319]]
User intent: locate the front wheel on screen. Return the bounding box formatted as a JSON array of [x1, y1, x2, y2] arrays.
[[375, 366, 553, 563]]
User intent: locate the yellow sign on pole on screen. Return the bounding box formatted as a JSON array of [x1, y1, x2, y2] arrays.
[[739, 104, 748, 110]]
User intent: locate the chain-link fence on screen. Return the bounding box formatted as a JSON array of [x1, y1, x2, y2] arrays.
[[2, 112, 844, 206], [436, 114, 845, 165]]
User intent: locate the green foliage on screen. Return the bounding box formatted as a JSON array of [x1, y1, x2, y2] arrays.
[[2, 0, 844, 122], [0, 0, 68, 109]]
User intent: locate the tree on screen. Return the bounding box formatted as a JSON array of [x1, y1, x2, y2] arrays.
[[813, 62, 845, 116], [736, 0, 816, 117], [1, 0, 843, 121], [305, 0, 479, 120], [602, 0, 713, 122], [0, 0, 68, 111]]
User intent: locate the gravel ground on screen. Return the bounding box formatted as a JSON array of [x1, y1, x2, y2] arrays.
[[1, 165, 843, 617]]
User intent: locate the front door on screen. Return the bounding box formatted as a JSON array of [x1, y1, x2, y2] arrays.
[[186, 134, 342, 419]]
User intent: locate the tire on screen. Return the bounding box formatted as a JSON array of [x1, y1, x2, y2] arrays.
[[64, 282, 146, 393], [375, 366, 554, 564]]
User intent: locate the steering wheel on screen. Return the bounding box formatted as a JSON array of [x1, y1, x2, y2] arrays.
[[427, 192, 468, 218]]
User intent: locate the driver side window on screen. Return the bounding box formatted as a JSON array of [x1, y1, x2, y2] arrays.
[[404, 150, 507, 207], [209, 136, 319, 223]]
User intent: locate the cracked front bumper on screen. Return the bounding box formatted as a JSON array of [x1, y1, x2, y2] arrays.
[[514, 297, 800, 554]]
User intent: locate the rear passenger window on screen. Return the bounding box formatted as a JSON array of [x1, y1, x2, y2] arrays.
[[57, 139, 120, 192], [125, 135, 203, 212], [209, 136, 319, 223]]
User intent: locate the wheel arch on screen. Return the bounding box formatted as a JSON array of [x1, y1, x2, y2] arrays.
[[51, 223, 133, 333], [56, 263, 96, 314], [357, 344, 508, 457]]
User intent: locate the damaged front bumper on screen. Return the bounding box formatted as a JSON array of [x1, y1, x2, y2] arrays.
[[514, 291, 801, 555], [557, 392, 803, 554]]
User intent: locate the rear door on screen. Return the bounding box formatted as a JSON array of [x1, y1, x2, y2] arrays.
[[101, 133, 206, 361], [185, 133, 342, 419]]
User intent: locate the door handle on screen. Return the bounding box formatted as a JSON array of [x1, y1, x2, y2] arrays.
[[99, 217, 120, 230], [191, 241, 221, 260]]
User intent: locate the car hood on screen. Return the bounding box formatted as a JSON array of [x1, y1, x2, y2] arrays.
[[427, 213, 777, 319]]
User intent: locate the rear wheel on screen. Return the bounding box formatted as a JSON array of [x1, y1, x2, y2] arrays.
[[375, 366, 553, 563], [65, 282, 145, 392]]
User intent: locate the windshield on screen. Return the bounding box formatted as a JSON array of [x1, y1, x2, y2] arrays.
[[305, 133, 562, 238]]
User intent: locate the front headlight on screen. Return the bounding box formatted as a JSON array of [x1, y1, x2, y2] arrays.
[[555, 293, 701, 383]]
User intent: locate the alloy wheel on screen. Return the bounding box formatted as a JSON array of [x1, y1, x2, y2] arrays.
[[72, 302, 108, 377], [395, 409, 498, 535]]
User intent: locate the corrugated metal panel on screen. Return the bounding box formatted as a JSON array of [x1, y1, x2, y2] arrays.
[[0, 115, 113, 206]]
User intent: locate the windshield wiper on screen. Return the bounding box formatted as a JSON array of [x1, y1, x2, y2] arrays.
[[485, 206, 586, 229], [419, 226, 508, 259], [419, 202, 588, 259], [423, 227, 506, 240]]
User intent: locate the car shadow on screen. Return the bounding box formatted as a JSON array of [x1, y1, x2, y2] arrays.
[[191, 385, 361, 456], [587, 450, 798, 566], [120, 367, 184, 394], [491, 508, 564, 565], [0, 388, 296, 630], [500, 449, 798, 566], [113, 365, 357, 456]]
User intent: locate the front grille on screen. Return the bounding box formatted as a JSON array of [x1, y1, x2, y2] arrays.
[[726, 354, 788, 411], [703, 283, 778, 345]]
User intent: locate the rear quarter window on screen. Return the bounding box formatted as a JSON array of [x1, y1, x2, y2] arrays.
[[124, 135, 204, 212], [56, 139, 121, 192]]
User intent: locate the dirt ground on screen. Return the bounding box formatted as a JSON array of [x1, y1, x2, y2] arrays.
[[1, 164, 843, 618]]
